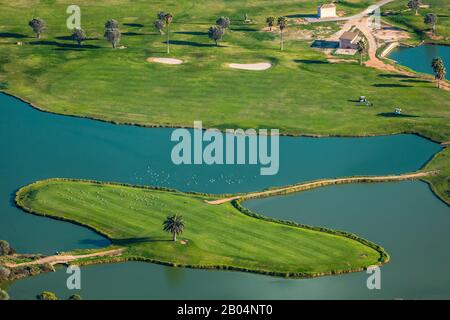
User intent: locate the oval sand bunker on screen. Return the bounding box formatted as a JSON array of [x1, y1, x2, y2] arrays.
[[228, 62, 272, 71], [147, 57, 184, 65]]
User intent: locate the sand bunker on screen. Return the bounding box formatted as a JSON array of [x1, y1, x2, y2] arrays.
[[147, 57, 184, 65], [228, 62, 272, 71]]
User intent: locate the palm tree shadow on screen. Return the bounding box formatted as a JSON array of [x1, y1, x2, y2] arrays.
[[174, 31, 207, 36], [373, 83, 413, 88], [123, 23, 144, 28], [29, 40, 101, 50], [123, 32, 147, 36], [379, 74, 415, 79], [0, 32, 28, 39], [294, 59, 329, 64], [377, 112, 420, 118], [113, 237, 172, 245]]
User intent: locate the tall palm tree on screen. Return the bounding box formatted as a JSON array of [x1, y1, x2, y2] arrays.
[[163, 214, 185, 242], [277, 16, 287, 51], [266, 16, 275, 31], [357, 38, 367, 66], [164, 13, 173, 54], [432, 57, 446, 89]]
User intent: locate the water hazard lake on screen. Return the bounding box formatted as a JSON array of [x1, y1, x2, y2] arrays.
[[389, 44, 449, 75], [0, 93, 448, 299]]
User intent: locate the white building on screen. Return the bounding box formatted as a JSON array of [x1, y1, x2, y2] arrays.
[[318, 3, 337, 18]]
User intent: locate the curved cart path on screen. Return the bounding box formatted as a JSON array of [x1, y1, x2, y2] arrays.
[[206, 171, 436, 205], [4, 249, 124, 268]]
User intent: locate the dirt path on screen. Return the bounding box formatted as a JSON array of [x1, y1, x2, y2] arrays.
[[4, 249, 124, 268], [205, 171, 436, 205]]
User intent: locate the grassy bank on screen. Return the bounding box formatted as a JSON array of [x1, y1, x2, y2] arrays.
[[0, 0, 449, 203], [383, 0, 450, 45], [15, 179, 386, 278]]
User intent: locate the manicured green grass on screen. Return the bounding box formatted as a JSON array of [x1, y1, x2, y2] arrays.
[[0, 0, 449, 203], [15, 179, 384, 277]]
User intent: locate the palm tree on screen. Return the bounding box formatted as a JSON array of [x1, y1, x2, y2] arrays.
[[357, 38, 367, 66], [277, 16, 287, 51], [163, 214, 185, 242], [424, 13, 437, 35], [432, 57, 446, 89], [164, 13, 173, 54], [266, 16, 275, 31], [407, 0, 421, 16]]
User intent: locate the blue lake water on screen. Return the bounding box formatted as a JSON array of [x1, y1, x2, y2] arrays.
[[389, 44, 450, 74], [0, 92, 448, 299]]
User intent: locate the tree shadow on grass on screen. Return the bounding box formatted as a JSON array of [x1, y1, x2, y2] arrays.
[[0, 32, 28, 38], [122, 32, 147, 36], [377, 112, 420, 118], [294, 59, 329, 64], [400, 79, 429, 84], [123, 23, 144, 28], [165, 40, 217, 47], [56, 36, 100, 41], [373, 83, 413, 88], [230, 27, 258, 32], [113, 237, 172, 245], [29, 40, 101, 50], [174, 31, 207, 36], [378, 73, 415, 79]]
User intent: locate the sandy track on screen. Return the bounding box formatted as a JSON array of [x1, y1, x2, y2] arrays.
[[205, 171, 436, 205], [4, 249, 124, 268], [147, 57, 184, 65], [228, 62, 272, 71]]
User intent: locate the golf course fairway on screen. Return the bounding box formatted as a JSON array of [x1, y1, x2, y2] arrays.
[[15, 179, 387, 278]]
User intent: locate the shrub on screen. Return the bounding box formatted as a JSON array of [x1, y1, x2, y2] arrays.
[[0, 289, 9, 300], [36, 291, 58, 300], [0, 266, 11, 281], [68, 294, 82, 300], [0, 240, 11, 256]]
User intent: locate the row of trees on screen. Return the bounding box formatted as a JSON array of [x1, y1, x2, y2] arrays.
[[154, 12, 173, 53], [28, 17, 121, 48], [265, 16, 288, 50], [27, 14, 291, 51]]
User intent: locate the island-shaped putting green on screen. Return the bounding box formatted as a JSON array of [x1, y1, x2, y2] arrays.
[[15, 179, 387, 278]]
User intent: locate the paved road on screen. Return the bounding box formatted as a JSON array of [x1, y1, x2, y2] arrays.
[[306, 0, 396, 23]]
